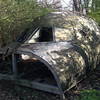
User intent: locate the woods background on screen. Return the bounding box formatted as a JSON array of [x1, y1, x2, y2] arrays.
[[0, 0, 100, 47]]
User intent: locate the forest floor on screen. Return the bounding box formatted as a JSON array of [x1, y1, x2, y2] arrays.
[[0, 65, 99, 100]]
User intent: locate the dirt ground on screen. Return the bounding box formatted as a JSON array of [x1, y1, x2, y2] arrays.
[[0, 65, 99, 100]]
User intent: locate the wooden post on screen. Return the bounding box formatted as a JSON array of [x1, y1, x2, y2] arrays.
[[12, 54, 18, 77]]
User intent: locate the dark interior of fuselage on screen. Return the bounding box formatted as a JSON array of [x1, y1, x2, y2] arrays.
[[17, 57, 57, 85], [38, 27, 54, 42], [28, 27, 54, 43], [0, 53, 57, 86]]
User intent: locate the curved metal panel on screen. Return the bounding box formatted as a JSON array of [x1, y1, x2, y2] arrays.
[[17, 42, 87, 91]]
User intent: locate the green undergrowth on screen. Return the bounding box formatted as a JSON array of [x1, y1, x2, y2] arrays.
[[88, 11, 100, 26], [77, 90, 100, 100]]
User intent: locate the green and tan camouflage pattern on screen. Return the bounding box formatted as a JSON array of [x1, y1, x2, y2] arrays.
[[18, 12, 100, 91]]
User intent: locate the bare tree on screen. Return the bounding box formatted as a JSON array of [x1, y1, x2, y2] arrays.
[[73, 0, 79, 12], [38, 0, 62, 10], [73, 0, 91, 15]]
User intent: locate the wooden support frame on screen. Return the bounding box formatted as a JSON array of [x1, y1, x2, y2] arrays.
[[0, 73, 61, 95], [12, 54, 18, 77], [0, 53, 65, 100]]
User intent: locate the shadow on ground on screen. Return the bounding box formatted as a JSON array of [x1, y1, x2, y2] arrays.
[[0, 65, 99, 100]]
